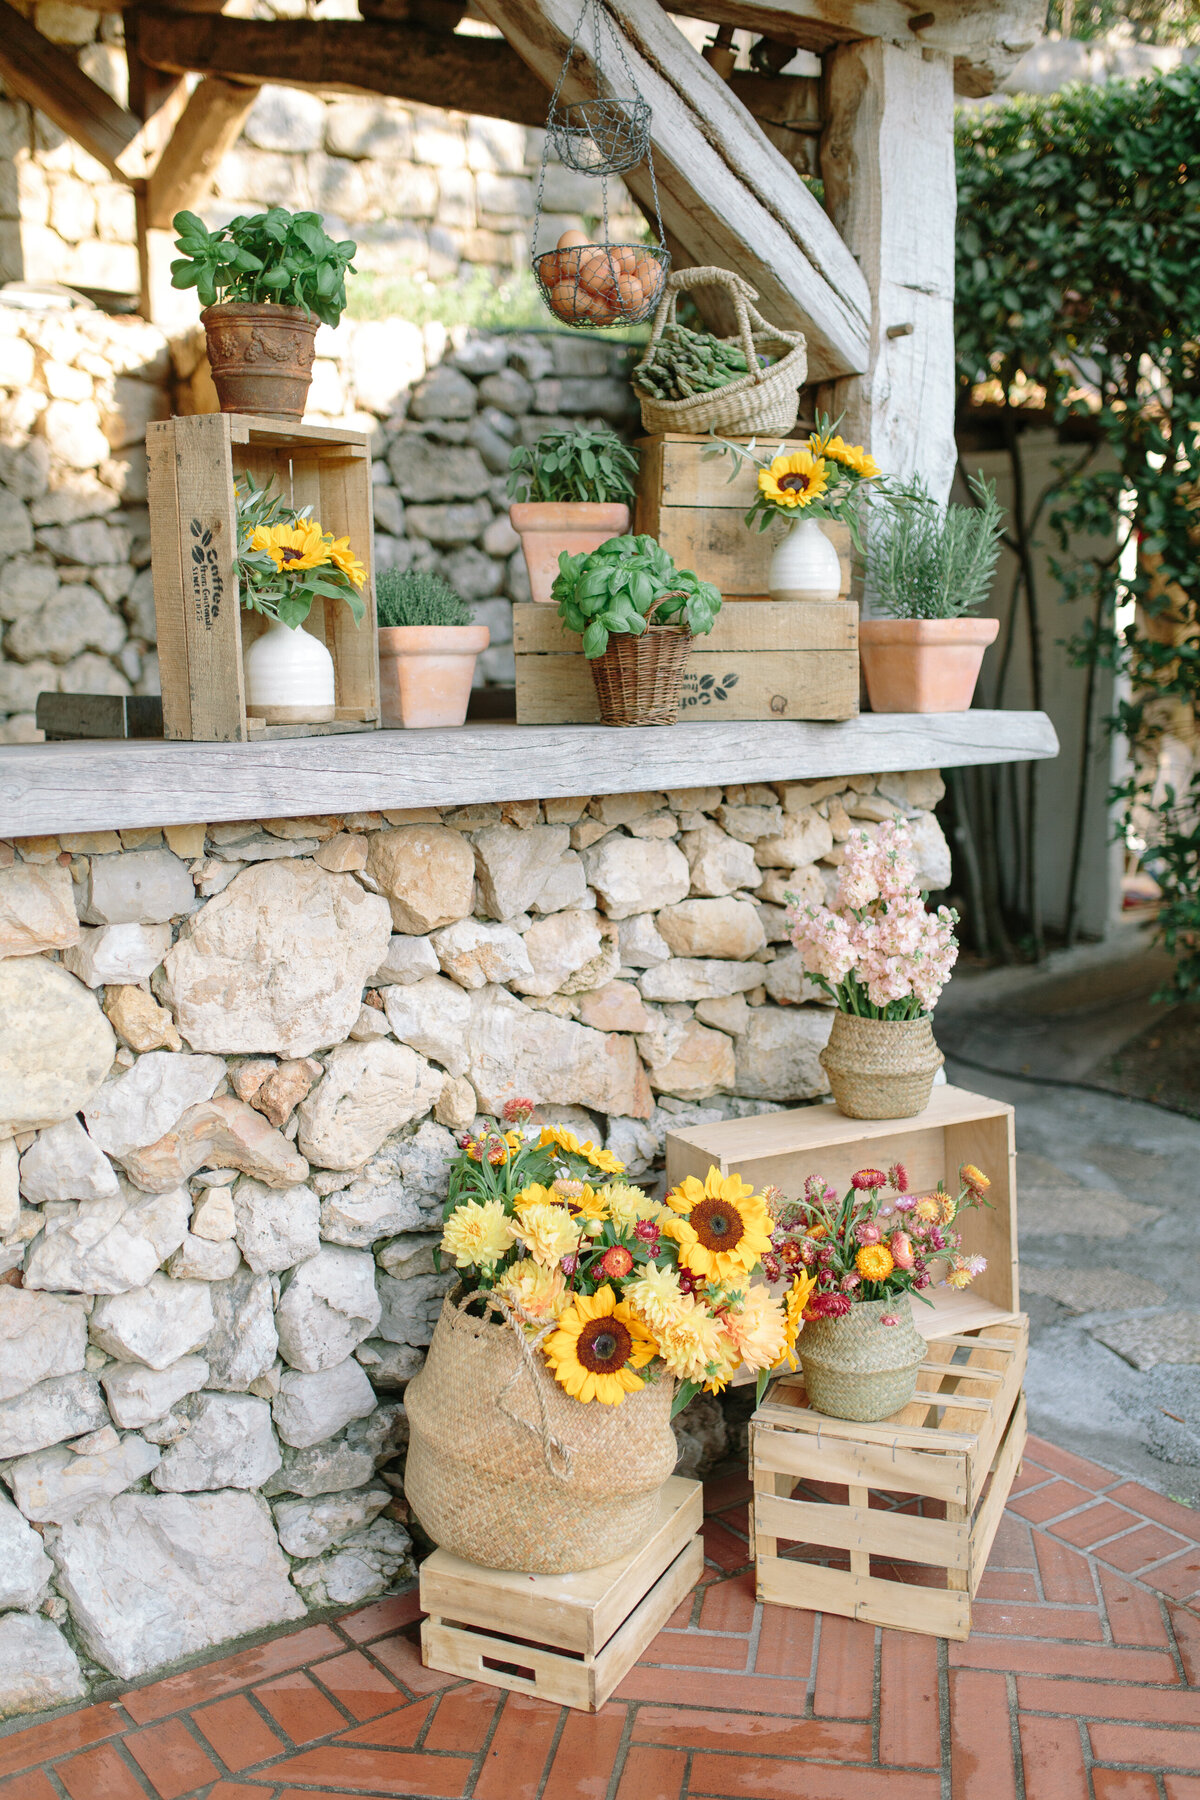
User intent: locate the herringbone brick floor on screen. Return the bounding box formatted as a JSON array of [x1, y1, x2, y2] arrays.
[[1, 1435, 1197, 1800]]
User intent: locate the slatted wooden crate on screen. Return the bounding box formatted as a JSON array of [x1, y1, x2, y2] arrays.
[[419, 1475, 703, 1711], [146, 412, 379, 742], [634, 433, 852, 600], [750, 1317, 1028, 1639], [513, 599, 858, 724], [665, 1084, 1019, 1326]]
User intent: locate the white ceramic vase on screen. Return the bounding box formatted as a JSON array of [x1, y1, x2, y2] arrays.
[[244, 619, 336, 724], [769, 516, 842, 602]]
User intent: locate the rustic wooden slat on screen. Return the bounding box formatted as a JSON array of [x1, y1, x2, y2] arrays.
[[514, 602, 856, 655], [589, 1538, 705, 1707], [755, 1488, 969, 1570], [514, 649, 859, 726], [969, 1394, 1027, 1591], [757, 1552, 972, 1639], [158, 414, 246, 743]]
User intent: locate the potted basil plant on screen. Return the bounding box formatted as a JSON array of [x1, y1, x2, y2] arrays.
[[552, 533, 721, 726], [170, 207, 356, 419], [508, 425, 639, 604], [860, 474, 1004, 712], [376, 569, 489, 729]]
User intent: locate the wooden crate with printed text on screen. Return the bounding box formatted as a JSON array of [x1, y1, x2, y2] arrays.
[[513, 599, 858, 724], [146, 412, 379, 742], [419, 1476, 703, 1711], [634, 433, 852, 600], [749, 1319, 1027, 1640]]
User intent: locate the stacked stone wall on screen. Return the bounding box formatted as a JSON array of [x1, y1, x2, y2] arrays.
[[0, 302, 640, 742], [0, 775, 948, 1714]]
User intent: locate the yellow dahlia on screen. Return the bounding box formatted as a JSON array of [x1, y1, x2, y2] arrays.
[[783, 1271, 818, 1368], [514, 1202, 581, 1268], [856, 1243, 895, 1283], [496, 1256, 568, 1327], [601, 1183, 665, 1233], [662, 1169, 773, 1283], [703, 1326, 743, 1395], [624, 1264, 688, 1335], [758, 449, 829, 509], [652, 1294, 729, 1385], [250, 519, 329, 573], [722, 1285, 788, 1374], [807, 430, 880, 479], [441, 1198, 516, 1271], [543, 1284, 656, 1404], [538, 1124, 624, 1175], [325, 533, 366, 588]]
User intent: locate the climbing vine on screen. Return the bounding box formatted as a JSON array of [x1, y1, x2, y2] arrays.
[[953, 63, 1200, 995]]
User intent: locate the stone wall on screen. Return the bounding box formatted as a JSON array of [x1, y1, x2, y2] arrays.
[[0, 773, 948, 1716], [0, 300, 640, 742]]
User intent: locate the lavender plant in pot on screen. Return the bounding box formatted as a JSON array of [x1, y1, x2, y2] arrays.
[[508, 425, 639, 604], [376, 569, 489, 729]]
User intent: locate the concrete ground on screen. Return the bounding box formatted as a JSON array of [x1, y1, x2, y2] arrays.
[[937, 930, 1200, 1508]]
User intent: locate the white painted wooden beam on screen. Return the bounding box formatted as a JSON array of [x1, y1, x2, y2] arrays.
[[475, 0, 870, 380], [0, 713, 1058, 838]]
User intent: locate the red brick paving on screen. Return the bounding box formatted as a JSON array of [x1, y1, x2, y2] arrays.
[[0, 1433, 1195, 1799]]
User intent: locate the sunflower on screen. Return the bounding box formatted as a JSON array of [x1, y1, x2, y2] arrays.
[[441, 1199, 516, 1271], [543, 1284, 657, 1404], [663, 1169, 773, 1283], [807, 430, 880, 479], [758, 450, 829, 509], [325, 533, 366, 588], [512, 1182, 560, 1217], [250, 519, 329, 573], [538, 1124, 624, 1175], [783, 1271, 818, 1368]]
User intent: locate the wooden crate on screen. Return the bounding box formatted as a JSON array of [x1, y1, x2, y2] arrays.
[[750, 1317, 1028, 1639], [665, 1084, 1019, 1327], [634, 433, 852, 600], [513, 599, 858, 724], [146, 412, 379, 742], [419, 1475, 703, 1711]]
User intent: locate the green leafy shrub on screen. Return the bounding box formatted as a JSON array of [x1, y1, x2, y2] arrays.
[[507, 426, 639, 506], [170, 208, 356, 325], [376, 568, 473, 629], [552, 534, 721, 658], [868, 475, 1005, 620]]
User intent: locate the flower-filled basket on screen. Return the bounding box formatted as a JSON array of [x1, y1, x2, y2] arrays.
[[403, 1106, 808, 1574]]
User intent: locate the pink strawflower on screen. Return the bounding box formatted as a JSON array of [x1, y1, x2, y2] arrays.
[[822, 1292, 852, 1318], [889, 1162, 909, 1193], [633, 1219, 660, 1246], [560, 1253, 579, 1276], [880, 1314, 900, 1327], [851, 1169, 889, 1191], [840, 1273, 861, 1292], [855, 1220, 882, 1246], [889, 1230, 915, 1269], [502, 1097, 536, 1125]]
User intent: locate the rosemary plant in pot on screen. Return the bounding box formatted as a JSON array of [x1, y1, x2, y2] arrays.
[[235, 474, 367, 722], [764, 1163, 993, 1421], [860, 473, 1004, 712], [376, 569, 488, 729], [170, 207, 356, 418], [552, 533, 721, 726], [508, 425, 639, 604], [787, 820, 959, 1118]]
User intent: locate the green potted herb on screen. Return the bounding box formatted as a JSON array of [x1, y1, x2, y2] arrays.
[[376, 569, 489, 729], [508, 425, 639, 605], [860, 474, 1004, 712], [552, 533, 720, 726], [170, 207, 356, 419]]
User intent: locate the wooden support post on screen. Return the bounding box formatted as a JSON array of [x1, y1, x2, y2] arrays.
[[818, 39, 957, 505]]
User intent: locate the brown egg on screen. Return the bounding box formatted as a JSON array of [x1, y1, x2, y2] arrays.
[[549, 280, 579, 319], [539, 252, 564, 288], [611, 245, 638, 275], [616, 272, 645, 311], [557, 228, 590, 251]]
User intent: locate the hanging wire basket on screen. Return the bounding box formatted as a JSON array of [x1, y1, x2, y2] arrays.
[[533, 241, 668, 329], [549, 97, 651, 175]]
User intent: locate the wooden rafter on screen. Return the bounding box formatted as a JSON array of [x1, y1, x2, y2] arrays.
[[145, 76, 261, 229], [0, 0, 161, 179]]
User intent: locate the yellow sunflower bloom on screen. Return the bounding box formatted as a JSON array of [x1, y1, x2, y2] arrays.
[[783, 1271, 818, 1368], [250, 519, 329, 574], [807, 431, 881, 479], [662, 1169, 773, 1283], [564, 1183, 609, 1223], [514, 1202, 582, 1268], [496, 1256, 568, 1328], [441, 1198, 516, 1271], [512, 1182, 560, 1218], [543, 1284, 657, 1404], [856, 1243, 895, 1283], [325, 533, 366, 588], [538, 1124, 625, 1175], [758, 450, 829, 509]]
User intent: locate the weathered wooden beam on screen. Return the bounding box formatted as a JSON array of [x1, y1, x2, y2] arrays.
[[476, 0, 869, 379], [146, 76, 261, 229], [135, 10, 550, 124], [0, 0, 141, 178], [818, 39, 957, 506]]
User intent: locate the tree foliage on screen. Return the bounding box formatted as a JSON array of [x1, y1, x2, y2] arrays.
[[955, 64, 1200, 996]]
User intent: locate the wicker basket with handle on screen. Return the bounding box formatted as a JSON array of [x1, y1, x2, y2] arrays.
[[589, 593, 694, 727], [633, 267, 807, 437]]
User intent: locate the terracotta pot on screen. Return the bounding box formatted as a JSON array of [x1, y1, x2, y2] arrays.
[[378, 624, 490, 728], [858, 617, 1000, 713], [799, 1295, 927, 1422], [201, 302, 319, 419], [510, 501, 631, 605], [820, 1012, 944, 1119]]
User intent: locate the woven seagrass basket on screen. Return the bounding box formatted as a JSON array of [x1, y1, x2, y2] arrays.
[[819, 1012, 944, 1119], [589, 613, 693, 727], [633, 267, 807, 437], [799, 1296, 927, 1422]]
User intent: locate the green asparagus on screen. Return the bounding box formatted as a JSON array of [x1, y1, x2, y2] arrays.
[[633, 323, 759, 402]]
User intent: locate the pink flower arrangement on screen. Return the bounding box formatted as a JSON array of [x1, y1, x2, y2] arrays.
[[786, 821, 959, 1018]]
